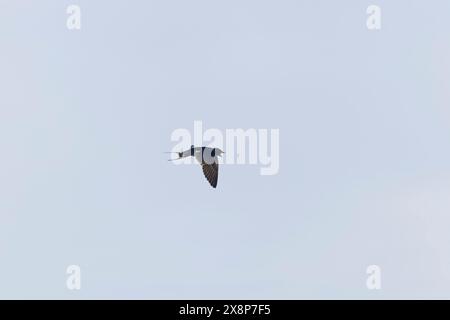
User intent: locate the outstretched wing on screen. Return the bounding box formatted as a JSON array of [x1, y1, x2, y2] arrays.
[[194, 148, 219, 188], [201, 161, 219, 188]]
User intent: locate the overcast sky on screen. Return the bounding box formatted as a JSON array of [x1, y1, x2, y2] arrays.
[[1, 0, 450, 299]]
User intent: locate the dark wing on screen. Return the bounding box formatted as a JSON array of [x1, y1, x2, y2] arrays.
[[201, 161, 219, 188]]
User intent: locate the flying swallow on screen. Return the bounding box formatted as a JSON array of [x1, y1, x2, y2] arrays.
[[167, 145, 224, 188]]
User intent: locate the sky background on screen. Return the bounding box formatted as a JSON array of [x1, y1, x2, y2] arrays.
[[1, 0, 450, 299]]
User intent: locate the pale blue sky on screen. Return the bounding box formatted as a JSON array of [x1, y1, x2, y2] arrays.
[[1, 0, 450, 299]]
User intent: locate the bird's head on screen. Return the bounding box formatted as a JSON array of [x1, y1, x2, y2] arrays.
[[216, 148, 225, 156]]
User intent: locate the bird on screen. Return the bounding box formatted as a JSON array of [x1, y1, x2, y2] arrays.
[[167, 145, 224, 188]]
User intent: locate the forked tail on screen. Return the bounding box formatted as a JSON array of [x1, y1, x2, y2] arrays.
[[164, 151, 183, 161]]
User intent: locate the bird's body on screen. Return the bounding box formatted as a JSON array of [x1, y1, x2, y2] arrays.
[[169, 145, 224, 188]]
